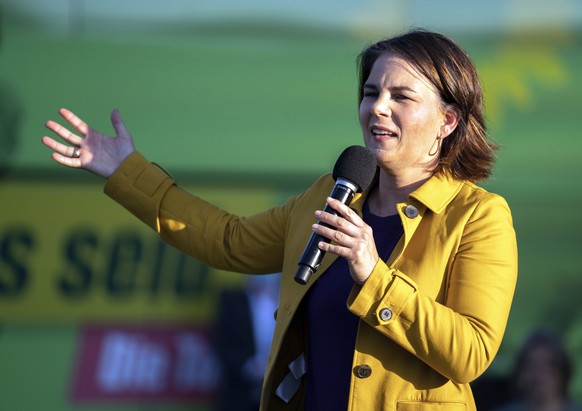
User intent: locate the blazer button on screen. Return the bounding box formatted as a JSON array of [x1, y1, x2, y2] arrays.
[[404, 204, 419, 218], [379, 307, 393, 321], [355, 364, 372, 379]]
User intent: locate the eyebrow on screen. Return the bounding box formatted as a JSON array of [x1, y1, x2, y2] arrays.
[[363, 84, 417, 93]]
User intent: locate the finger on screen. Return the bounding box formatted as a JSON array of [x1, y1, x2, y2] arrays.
[[45, 120, 84, 147], [317, 240, 350, 259], [59, 108, 89, 136], [315, 209, 358, 236], [41, 135, 80, 158], [312, 223, 353, 247], [51, 152, 83, 168], [111, 109, 130, 138], [325, 197, 365, 227]]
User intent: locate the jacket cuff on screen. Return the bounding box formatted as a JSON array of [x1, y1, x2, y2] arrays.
[[347, 260, 416, 326], [103, 151, 175, 232]]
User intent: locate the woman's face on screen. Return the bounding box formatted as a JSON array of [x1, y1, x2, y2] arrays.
[[359, 53, 455, 176]]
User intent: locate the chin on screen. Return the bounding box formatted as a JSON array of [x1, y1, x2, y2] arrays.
[[367, 146, 391, 159]]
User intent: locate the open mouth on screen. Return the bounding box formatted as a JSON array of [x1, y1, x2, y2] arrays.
[[371, 127, 397, 137]]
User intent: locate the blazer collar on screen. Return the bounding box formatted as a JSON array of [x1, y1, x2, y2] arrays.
[[350, 170, 464, 215], [409, 171, 465, 214]]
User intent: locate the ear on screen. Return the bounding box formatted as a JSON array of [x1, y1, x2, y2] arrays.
[[438, 105, 460, 139]]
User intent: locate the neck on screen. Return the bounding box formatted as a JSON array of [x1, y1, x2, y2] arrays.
[[367, 168, 434, 217]]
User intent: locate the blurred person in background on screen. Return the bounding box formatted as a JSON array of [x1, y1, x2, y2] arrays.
[[214, 274, 280, 411], [495, 329, 581, 411], [0, 7, 22, 178], [41, 29, 518, 410], [0, 84, 21, 177]]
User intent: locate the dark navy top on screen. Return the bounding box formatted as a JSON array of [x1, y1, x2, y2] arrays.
[[304, 202, 404, 410]]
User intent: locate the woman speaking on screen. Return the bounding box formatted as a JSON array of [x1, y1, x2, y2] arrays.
[[42, 30, 518, 411]]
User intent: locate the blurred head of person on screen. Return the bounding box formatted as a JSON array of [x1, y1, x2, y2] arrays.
[[512, 329, 574, 404]]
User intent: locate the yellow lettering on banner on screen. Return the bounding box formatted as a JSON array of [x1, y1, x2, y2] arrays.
[[0, 180, 278, 323]]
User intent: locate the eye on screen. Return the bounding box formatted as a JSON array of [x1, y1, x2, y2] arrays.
[[392, 94, 408, 101], [362, 85, 379, 98], [362, 90, 378, 98]]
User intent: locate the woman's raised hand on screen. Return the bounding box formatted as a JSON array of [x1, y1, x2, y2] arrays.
[[42, 108, 136, 178]]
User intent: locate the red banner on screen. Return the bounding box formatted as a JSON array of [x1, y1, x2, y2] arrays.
[[70, 324, 220, 403]]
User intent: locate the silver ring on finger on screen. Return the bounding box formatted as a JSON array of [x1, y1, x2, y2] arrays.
[[72, 147, 81, 158]]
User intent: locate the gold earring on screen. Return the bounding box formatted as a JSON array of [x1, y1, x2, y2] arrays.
[[428, 138, 441, 157]]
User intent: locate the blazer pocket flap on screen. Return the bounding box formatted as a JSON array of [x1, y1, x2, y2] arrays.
[[397, 401, 466, 410]]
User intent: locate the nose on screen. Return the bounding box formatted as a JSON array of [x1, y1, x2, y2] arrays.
[[371, 94, 391, 117]]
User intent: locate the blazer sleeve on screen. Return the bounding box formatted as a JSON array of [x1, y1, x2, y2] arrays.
[[104, 151, 292, 274], [347, 193, 518, 383]]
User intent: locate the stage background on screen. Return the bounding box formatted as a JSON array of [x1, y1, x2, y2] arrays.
[[1, 0, 581, 409]]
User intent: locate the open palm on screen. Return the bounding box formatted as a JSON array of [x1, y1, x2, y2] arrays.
[[42, 108, 135, 178]]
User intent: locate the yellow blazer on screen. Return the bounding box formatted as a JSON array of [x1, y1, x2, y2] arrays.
[[105, 152, 518, 411]]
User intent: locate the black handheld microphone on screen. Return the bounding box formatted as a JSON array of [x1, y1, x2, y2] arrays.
[[294, 145, 377, 285]]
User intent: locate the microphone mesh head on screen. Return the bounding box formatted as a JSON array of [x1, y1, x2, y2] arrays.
[[332, 145, 377, 192]]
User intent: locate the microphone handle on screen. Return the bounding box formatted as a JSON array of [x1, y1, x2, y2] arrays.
[[294, 182, 356, 285]]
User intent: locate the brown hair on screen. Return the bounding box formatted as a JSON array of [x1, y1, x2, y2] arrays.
[[357, 30, 498, 182]]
